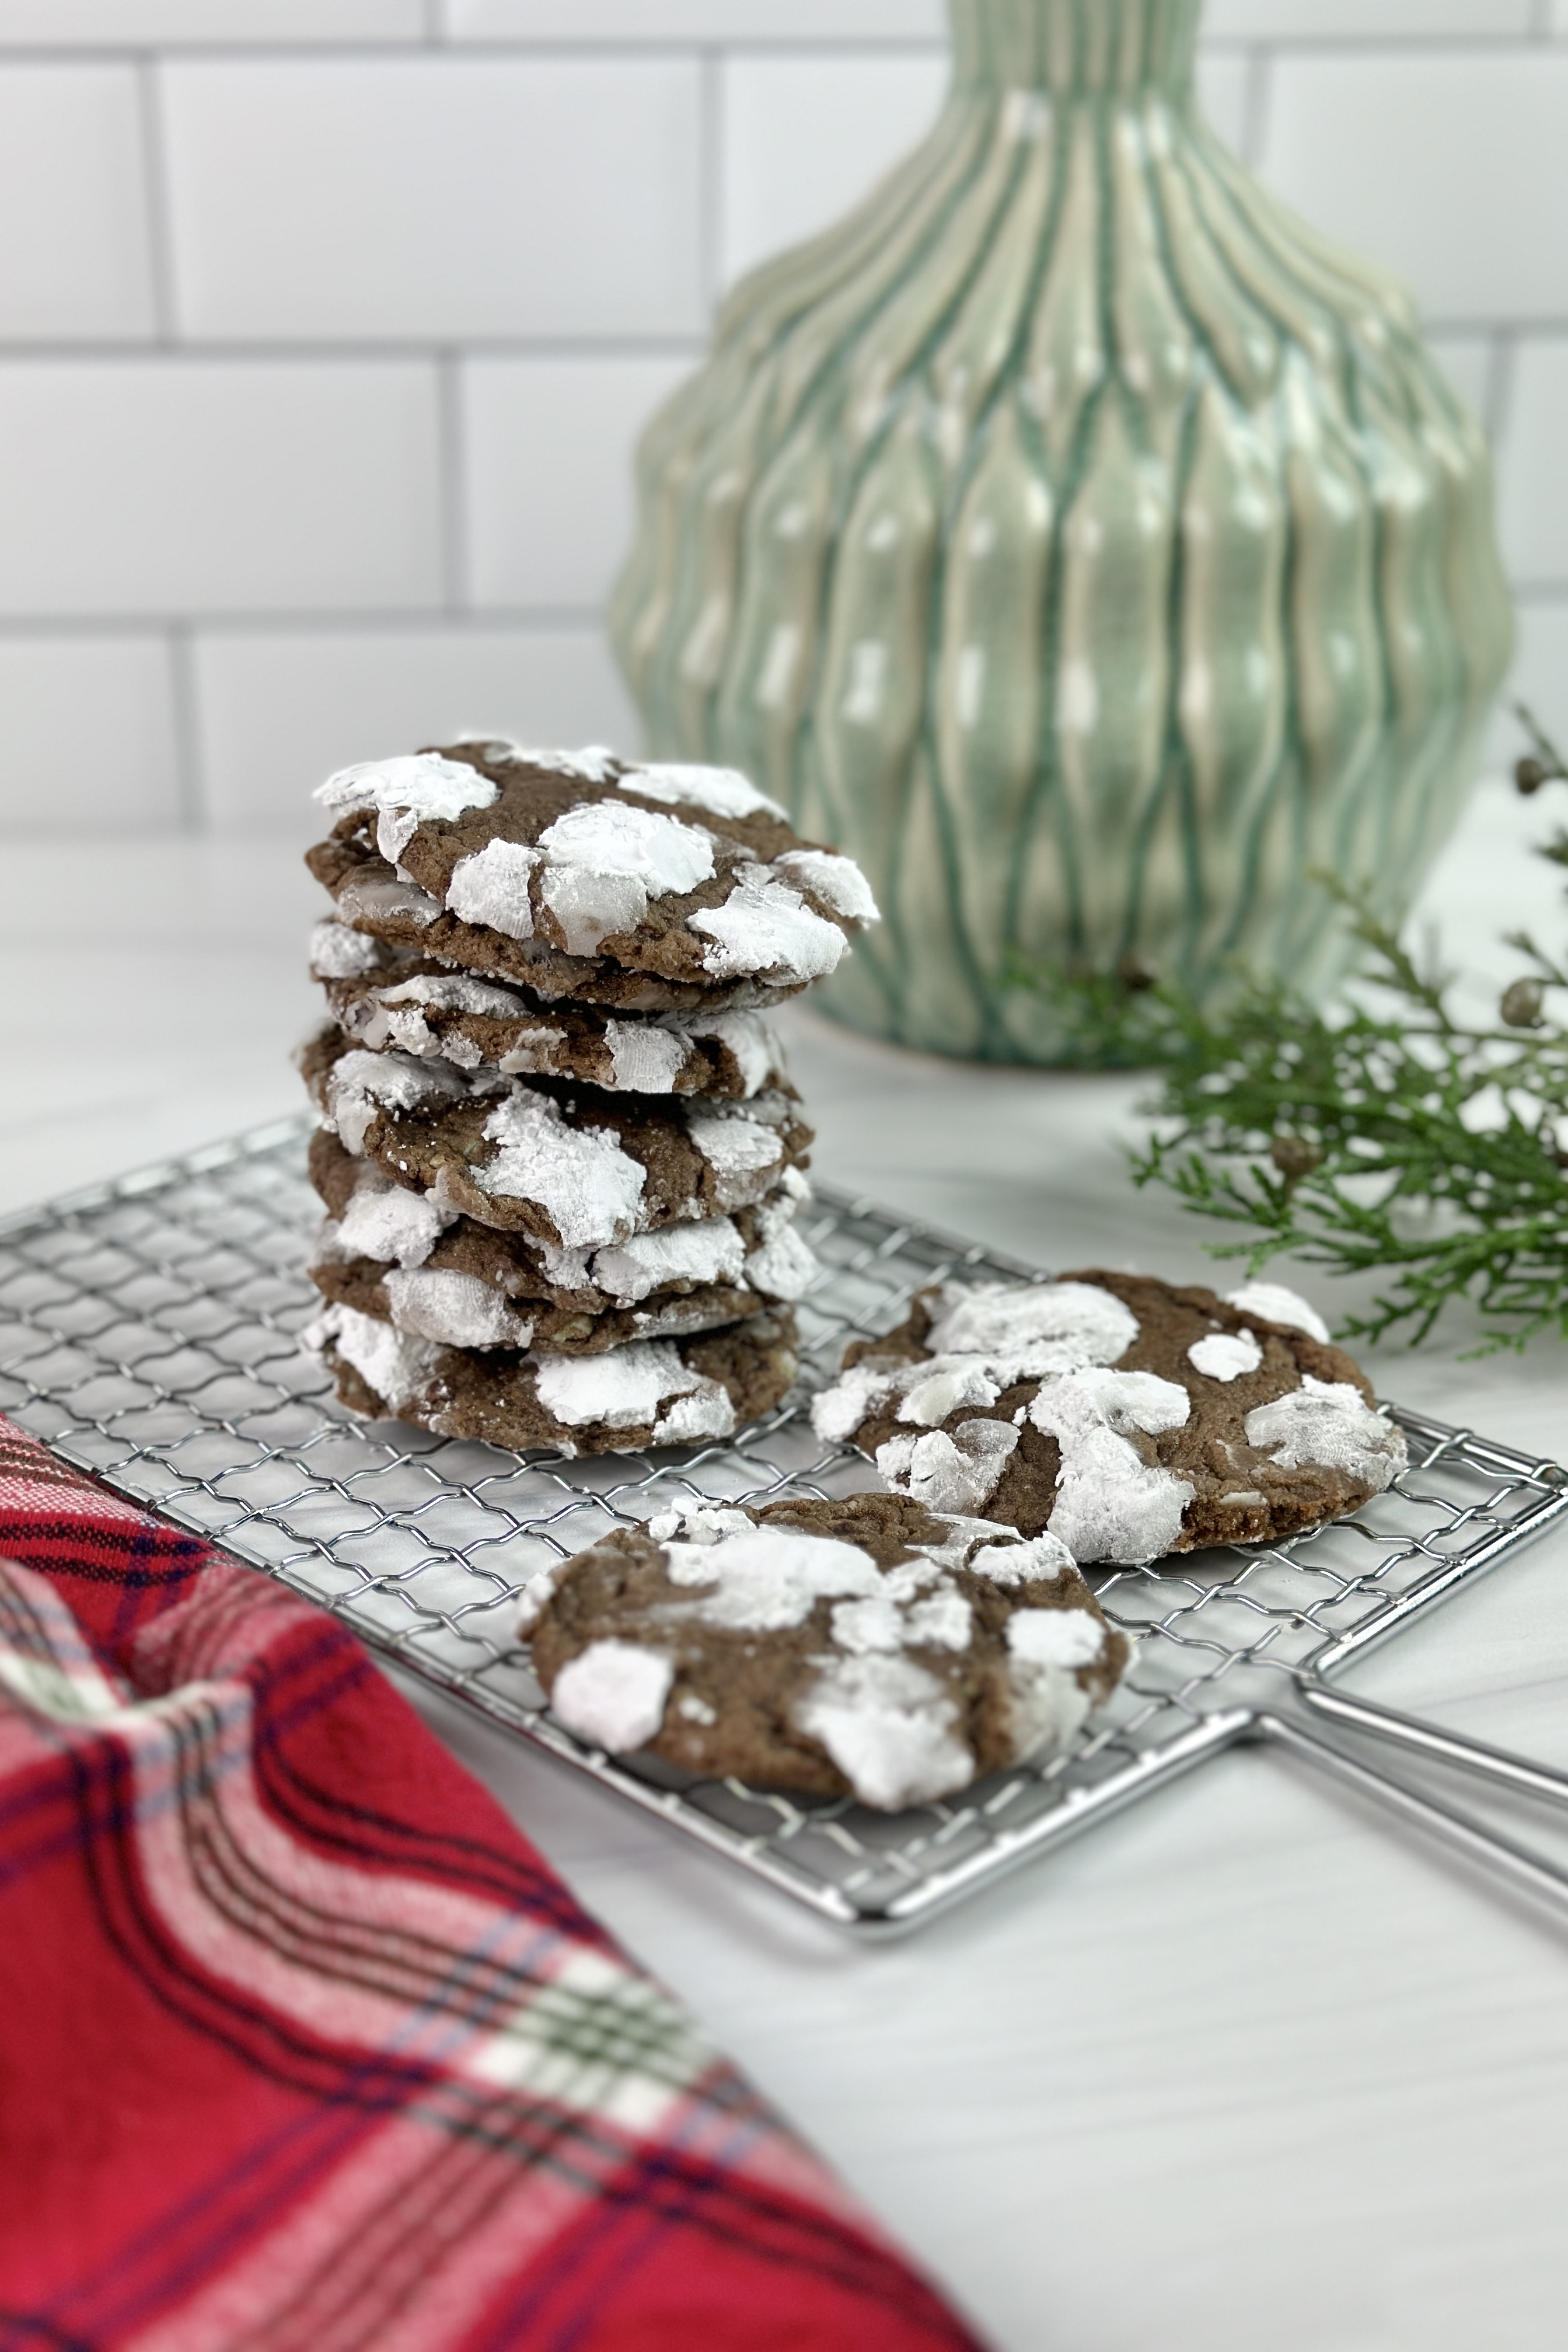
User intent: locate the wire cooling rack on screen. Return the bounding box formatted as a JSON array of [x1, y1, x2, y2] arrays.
[[1, 1116, 1564, 1937]]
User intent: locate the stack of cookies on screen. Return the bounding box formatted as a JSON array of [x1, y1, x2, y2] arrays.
[[297, 739, 878, 1457]]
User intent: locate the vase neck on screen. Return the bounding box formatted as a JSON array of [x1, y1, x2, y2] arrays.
[[948, 0, 1200, 96]]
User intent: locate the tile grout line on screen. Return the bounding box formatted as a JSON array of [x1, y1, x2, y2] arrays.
[[1485, 327, 1520, 460], [436, 351, 469, 616], [1239, 44, 1272, 170], [134, 54, 179, 347], [0, 35, 1558, 61], [165, 624, 206, 837], [0, 608, 620, 637], [0, 337, 714, 363], [699, 44, 725, 328]]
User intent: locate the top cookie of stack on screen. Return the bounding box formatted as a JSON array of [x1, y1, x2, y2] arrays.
[[305, 739, 876, 1011], [299, 740, 879, 1458]]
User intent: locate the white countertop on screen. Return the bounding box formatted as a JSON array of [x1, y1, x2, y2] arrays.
[[7, 777, 1568, 2352]]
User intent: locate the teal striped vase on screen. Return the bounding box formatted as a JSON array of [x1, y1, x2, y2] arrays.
[[609, 0, 1513, 1063]]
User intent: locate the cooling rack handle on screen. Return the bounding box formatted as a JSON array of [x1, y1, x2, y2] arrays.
[[1296, 1678, 1568, 1812], [1255, 1710, 1568, 1922]]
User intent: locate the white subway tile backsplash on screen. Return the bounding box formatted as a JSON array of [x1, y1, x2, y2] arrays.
[[0, 636, 179, 833], [1204, 1, 1534, 34], [0, 67, 154, 338], [1195, 50, 1251, 155], [197, 625, 640, 832], [162, 57, 704, 343], [1262, 51, 1568, 322], [445, 1, 945, 39], [721, 50, 948, 291], [0, 0, 1560, 841], [0, 362, 442, 617], [1425, 330, 1496, 425], [463, 355, 694, 612], [0, 1, 422, 39], [1489, 598, 1568, 769], [1496, 338, 1568, 585]]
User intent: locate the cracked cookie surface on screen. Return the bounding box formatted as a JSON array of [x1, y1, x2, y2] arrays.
[[305, 742, 878, 1011], [306, 1301, 799, 1458], [522, 1492, 1129, 1810], [810, 1272, 1405, 1565]]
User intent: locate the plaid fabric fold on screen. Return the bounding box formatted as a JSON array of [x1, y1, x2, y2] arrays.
[[0, 1418, 985, 2352]]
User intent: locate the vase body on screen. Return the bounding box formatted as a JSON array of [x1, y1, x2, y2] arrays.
[[610, 0, 1513, 1062]]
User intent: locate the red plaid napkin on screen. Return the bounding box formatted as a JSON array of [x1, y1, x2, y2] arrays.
[[0, 1418, 984, 2351]]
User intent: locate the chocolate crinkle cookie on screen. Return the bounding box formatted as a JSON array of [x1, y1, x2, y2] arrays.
[[305, 742, 879, 1011], [521, 1492, 1130, 1812], [309, 921, 791, 1102], [305, 1128, 815, 1358], [304, 1301, 799, 1458], [296, 1023, 813, 1257], [809, 1272, 1406, 1565]]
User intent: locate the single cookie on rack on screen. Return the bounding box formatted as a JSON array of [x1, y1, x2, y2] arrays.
[[305, 1300, 799, 1457], [809, 1272, 1405, 1565], [297, 1025, 813, 1254], [311, 921, 790, 1100], [519, 1492, 1130, 1812], [305, 743, 878, 1011]]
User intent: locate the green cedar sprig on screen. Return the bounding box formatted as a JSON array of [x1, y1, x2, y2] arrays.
[[1010, 712, 1568, 1353]]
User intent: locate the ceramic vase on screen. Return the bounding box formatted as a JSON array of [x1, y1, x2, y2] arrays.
[[609, 0, 1513, 1063]]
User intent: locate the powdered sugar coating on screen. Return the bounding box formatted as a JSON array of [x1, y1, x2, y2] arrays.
[[791, 1655, 973, 1810], [1224, 1281, 1330, 1345], [549, 1641, 674, 1752], [811, 1361, 900, 1445], [590, 1218, 748, 1302], [1188, 1329, 1263, 1382], [446, 838, 540, 939], [382, 1266, 535, 1351], [684, 1102, 785, 1205], [627, 762, 785, 822], [743, 1187, 819, 1302], [302, 1301, 439, 1415], [532, 1342, 733, 1439], [924, 1280, 1139, 1377], [1244, 1378, 1406, 1488], [687, 1011, 780, 1097], [896, 1359, 1005, 1427], [345, 971, 533, 1062], [964, 1531, 1075, 1585], [689, 866, 847, 985], [773, 850, 881, 923], [1028, 1368, 1195, 1565], [473, 1090, 647, 1248], [315, 753, 500, 847], [497, 744, 619, 784], [605, 1020, 690, 1095], [309, 919, 385, 979], [1005, 1645, 1096, 1762], [1007, 1609, 1105, 1670], [334, 1166, 453, 1268], [322, 1046, 467, 1156], [875, 1419, 1021, 1517], [662, 1526, 882, 1631], [536, 801, 715, 957], [829, 1596, 909, 1655], [811, 1281, 1144, 1450], [336, 870, 442, 930]]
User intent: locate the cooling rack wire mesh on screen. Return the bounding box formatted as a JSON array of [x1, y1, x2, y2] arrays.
[[1, 1117, 1564, 1935]]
